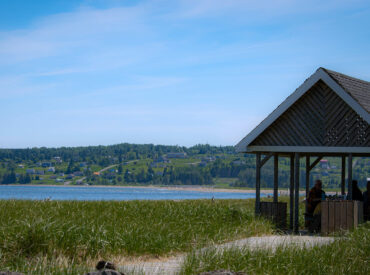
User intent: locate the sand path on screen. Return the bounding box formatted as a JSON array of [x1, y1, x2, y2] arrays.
[[120, 235, 335, 275]]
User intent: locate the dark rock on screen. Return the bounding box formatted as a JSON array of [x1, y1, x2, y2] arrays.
[[199, 270, 246, 275], [0, 272, 25, 275], [84, 260, 125, 275], [84, 270, 124, 275], [96, 261, 116, 271]]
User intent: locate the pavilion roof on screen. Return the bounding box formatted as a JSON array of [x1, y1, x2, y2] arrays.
[[236, 68, 370, 155]]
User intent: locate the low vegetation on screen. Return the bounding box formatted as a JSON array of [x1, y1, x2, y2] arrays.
[[0, 199, 273, 274], [181, 222, 370, 275]]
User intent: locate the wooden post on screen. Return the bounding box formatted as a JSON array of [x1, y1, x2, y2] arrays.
[[294, 152, 300, 233], [341, 156, 345, 195], [348, 154, 352, 200], [255, 153, 261, 215], [305, 156, 310, 213], [290, 154, 294, 230], [273, 153, 278, 203]]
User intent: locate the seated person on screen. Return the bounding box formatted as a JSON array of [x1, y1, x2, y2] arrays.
[[363, 181, 370, 221], [307, 179, 325, 215], [352, 180, 363, 201], [306, 180, 325, 232]]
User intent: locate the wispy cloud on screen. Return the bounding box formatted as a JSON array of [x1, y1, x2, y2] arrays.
[[0, 0, 369, 147]]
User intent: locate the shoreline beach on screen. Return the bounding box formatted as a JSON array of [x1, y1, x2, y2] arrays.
[[5, 184, 309, 195]]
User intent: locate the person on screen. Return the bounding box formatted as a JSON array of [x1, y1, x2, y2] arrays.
[[352, 180, 363, 201], [307, 180, 325, 215], [363, 181, 370, 221], [306, 179, 325, 232]]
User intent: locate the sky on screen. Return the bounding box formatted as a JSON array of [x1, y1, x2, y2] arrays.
[[0, 0, 370, 148]]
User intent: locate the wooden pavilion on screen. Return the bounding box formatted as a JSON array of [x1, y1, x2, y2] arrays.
[[236, 67, 370, 233]]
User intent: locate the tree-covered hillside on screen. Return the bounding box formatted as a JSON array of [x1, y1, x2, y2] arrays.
[[0, 143, 368, 189]]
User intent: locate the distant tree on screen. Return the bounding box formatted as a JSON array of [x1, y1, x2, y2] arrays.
[[118, 164, 123, 175], [25, 174, 32, 183]]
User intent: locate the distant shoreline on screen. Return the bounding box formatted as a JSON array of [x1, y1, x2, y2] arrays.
[[4, 184, 309, 195]]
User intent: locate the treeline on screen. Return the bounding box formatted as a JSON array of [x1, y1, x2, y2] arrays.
[[0, 143, 235, 163]]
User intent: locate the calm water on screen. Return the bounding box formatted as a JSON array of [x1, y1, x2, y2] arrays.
[[0, 185, 266, 201]]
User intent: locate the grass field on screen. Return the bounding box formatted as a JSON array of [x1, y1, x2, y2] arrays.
[[0, 199, 273, 274], [181, 222, 370, 275]]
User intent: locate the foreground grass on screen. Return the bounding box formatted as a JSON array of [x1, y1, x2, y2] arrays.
[[0, 199, 273, 274], [181, 223, 370, 275]]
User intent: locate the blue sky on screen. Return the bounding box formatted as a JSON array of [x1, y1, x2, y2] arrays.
[[0, 0, 370, 148]]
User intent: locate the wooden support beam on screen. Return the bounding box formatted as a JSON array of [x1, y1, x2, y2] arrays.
[[348, 154, 352, 200], [341, 156, 345, 195], [294, 152, 300, 233], [305, 156, 310, 199], [273, 153, 278, 203], [309, 156, 323, 171], [290, 154, 294, 230], [255, 153, 261, 215], [305, 156, 310, 214], [260, 152, 273, 168]]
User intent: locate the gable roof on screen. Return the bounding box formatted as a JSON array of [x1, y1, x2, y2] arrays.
[[236, 67, 370, 153], [323, 68, 370, 113]]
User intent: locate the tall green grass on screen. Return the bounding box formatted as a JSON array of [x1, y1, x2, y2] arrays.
[[181, 223, 370, 275], [0, 199, 273, 274]]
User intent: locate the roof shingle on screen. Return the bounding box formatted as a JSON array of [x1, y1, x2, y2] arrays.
[[323, 68, 370, 113]]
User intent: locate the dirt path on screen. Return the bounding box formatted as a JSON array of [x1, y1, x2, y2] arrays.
[[120, 235, 335, 275]]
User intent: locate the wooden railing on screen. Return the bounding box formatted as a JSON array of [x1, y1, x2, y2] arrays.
[[260, 202, 287, 229], [321, 200, 363, 234]]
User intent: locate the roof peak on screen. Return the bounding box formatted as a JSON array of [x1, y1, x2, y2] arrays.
[[319, 67, 370, 85]]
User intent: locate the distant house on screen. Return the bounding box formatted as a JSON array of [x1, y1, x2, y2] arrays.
[[167, 152, 187, 159], [53, 157, 63, 163], [50, 175, 57, 179], [26, 169, 35, 174], [150, 156, 171, 168], [232, 160, 246, 165], [73, 171, 84, 177], [80, 162, 87, 167], [36, 170, 45, 175], [198, 161, 207, 167], [93, 172, 100, 176], [202, 156, 216, 162], [320, 159, 329, 169], [55, 178, 64, 183], [42, 162, 52, 168], [48, 167, 55, 172], [18, 164, 24, 168], [65, 174, 74, 179]]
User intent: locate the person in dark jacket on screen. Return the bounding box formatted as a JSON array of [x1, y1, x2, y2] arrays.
[[306, 179, 325, 232], [352, 180, 363, 201], [307, 180, 325, 215], [363, 181, 370, 221]]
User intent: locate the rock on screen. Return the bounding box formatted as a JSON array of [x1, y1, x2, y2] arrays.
[[84, 260, 125, 275], [199, 270, 246, 275], [0, 272, 25, 275], [84, 270, 124, 275]]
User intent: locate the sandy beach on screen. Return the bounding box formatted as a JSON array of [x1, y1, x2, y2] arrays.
[[16, 184, 307, 195]]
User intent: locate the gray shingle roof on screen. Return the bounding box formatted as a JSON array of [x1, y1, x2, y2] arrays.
[[323, 68, 370, 113]]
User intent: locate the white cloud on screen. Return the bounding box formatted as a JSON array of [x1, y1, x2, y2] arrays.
[[173, 0, 367, 18]]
